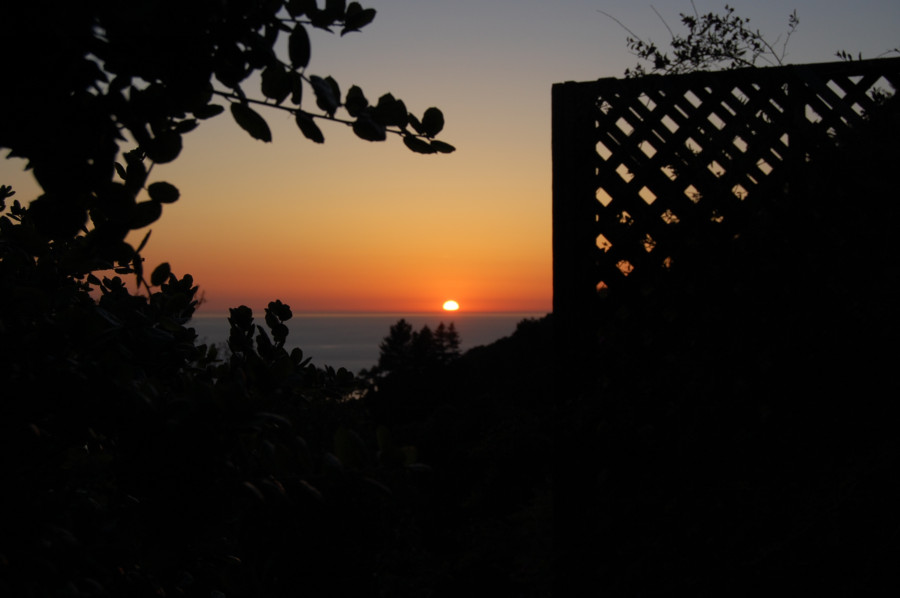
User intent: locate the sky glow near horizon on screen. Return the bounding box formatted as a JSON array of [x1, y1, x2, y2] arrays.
[[2, 1, 898, 313]]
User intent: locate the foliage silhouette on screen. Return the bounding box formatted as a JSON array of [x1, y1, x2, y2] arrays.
[[0, 2, 459, 596], [362, 316, 554, 595], [600, 2, 799, 77], [1, 0, 453, 273], [373, 318, 461, 377]]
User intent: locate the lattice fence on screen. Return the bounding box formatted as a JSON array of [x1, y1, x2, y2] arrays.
[[552, 57, 900, 353]]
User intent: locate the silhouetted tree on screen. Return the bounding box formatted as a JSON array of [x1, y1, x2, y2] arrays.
[[435, 322, 461, 364], [374, 319, 461, 376], [0, 2, 453, 596], [377, 318, 415, 373]]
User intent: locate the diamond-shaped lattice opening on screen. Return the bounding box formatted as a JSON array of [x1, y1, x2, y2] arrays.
[[661, 114, 679, 133], [770, 145, 785, 162], [805, 104, 823, 123], [684, 184, 701, 203], [684, 89, 703, 108], [708, 160, 725, 177], [757, 159, 773, 175], [827, 79, 848, 99], [851, 102, 866, 117], [662, 256, 674, 269], [643, 233, 656, 253], [616, 117, 634, 136], [596, 186, 613, 207], [756, 108, 775, 124], [733, 135, 748, 153], [598, 99, 613, 114], [618, 210, 634, 226], [721, 98, 738, 117], [596, 140, 612, 160], [732, 184, 749, 200], [616, 260, 634, 277], [731, 86, 750, 105], [868, 75, 893, 100], [661, 165, 678, 181], [616, 163, 634, 183], [596, 234, 612, 252], [596, 281, 610, 296], [685, 137, 703, 154], [661, 209, 680, 224], [639, 186, 657, 205], [708, 111, 727, 130], [638, 92, 657, 111], [710, 209, 725, 223], [768, 95, 786, 115], [639, 140, 657, 158]]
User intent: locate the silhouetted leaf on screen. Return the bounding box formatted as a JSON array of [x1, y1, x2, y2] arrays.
[[290, 71, 303, 104], [296, 111, 325, 143], [421, 107, 444, 137], [353, 114, 386, 142], [261, 65, 291, 103], [286, 0, 309, 18], [268, 299, 293, 321], [27, 194, 87, 239], [408, 114, 424, 135], [342, 3, 376, 35], [325, 0, 347, 21], [429, 139, 456, 154], [151, 262, 171, 286], [403, 135, 436, 154], [373, 93, 408, 128], [135, 229, 152, 253], [311, 75, 340, 115], [114, 162, 127, 180], [193, 104, 225, 119], [288, 25, 311, 69], [132, 253, 143, 284], [145, 131, 183, 163], [130, 201, 162, 229], [174, 119, 198, 134], [345, 85, 368, 117], [231, 103, 272, 142], [147, 181, 180, 204], [308, 8, 335, 30], [124, 159, 148, 191]]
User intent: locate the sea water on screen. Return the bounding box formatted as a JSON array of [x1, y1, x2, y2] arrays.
[[189, 312, 547, 374]]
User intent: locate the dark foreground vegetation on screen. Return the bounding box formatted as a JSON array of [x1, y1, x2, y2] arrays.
[[2, 1, 899, 595], [4, 89, 899, 592]]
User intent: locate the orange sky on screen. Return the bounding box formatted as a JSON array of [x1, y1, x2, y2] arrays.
[[3, 1, 898, 314]]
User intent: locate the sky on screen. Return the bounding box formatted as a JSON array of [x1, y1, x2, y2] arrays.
[[2, 0, 898, 314]]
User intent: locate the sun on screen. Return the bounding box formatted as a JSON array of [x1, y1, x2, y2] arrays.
[[442, 300, 460, 312]]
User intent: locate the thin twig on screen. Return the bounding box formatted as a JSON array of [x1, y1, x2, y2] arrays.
[[651, 5, 675, 40], [596, 9, 641, 40]]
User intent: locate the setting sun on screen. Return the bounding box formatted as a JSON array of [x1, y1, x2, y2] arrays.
[[442, 300, 460, 311]]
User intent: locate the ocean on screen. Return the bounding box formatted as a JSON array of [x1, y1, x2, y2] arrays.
[[189, 312, 547, 374]]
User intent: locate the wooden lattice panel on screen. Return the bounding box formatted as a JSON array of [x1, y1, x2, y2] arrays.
[[590, 60, 900, 290], [552, 57, 900, 351]]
